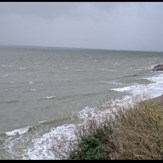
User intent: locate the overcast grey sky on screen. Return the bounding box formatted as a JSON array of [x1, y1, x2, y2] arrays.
[[0, 2, 163, 52]]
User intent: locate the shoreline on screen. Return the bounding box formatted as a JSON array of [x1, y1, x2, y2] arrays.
[[148, 94, 163, 106]]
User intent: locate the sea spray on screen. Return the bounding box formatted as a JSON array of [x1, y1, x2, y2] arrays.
[[23, 97, 137, 160]]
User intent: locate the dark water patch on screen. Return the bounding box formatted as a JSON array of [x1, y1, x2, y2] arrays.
[[0, 100, 19, 104]]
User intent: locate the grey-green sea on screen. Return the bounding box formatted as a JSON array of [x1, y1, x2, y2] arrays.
[[0, 45, 163, 159]]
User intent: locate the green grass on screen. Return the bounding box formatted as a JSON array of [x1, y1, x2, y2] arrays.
[[69, 98, 163, 160]]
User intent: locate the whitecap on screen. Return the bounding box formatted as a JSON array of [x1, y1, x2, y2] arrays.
[[5, 126, 31, 137], [19, 67, 26, 70], [43, 96, 56, 100], [38, 120, 47, 124], [9, 82, 15, 84], [28, 81, 33, 84], [145, 73, 163, 83], [111, 84, 144, 93], [111, 78, 163, 99], [77, 106, 95, 120]]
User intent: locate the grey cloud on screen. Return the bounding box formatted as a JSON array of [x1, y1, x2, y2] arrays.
[[0, 2, 163, 51], [0, 2, 83, 19]]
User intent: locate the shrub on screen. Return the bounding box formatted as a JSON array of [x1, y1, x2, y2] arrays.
[[69, 98, 163, 160]]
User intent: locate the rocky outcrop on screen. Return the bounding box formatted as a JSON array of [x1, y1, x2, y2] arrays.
[[152, 64, 163, 71]]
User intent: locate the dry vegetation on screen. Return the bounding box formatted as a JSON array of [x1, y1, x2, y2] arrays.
[[69, 98, 163, 160]]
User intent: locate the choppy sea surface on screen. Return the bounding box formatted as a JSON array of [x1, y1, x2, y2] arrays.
[[0, 46, 163, 159]]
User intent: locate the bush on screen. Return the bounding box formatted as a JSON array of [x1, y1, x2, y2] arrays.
[[69, 127, 114, 160], [69, 98, 163, 160]]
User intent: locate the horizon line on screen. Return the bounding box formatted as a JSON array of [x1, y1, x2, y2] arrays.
[[0, 44, 163, 53]]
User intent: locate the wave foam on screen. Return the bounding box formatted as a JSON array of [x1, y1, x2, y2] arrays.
[[100, 80, 124, 85], [9, 82, 15, 84], [111, 84, 144, 93], [5, 73, 163, 160], [23, 124, 77, 160], [43, 96, 56, 100], [145, 73, 163, 83], [23, 106, 111, 160], [5, 126, 31, 136], [111, 73, 163, 98], [28, 81, 34, 84]]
